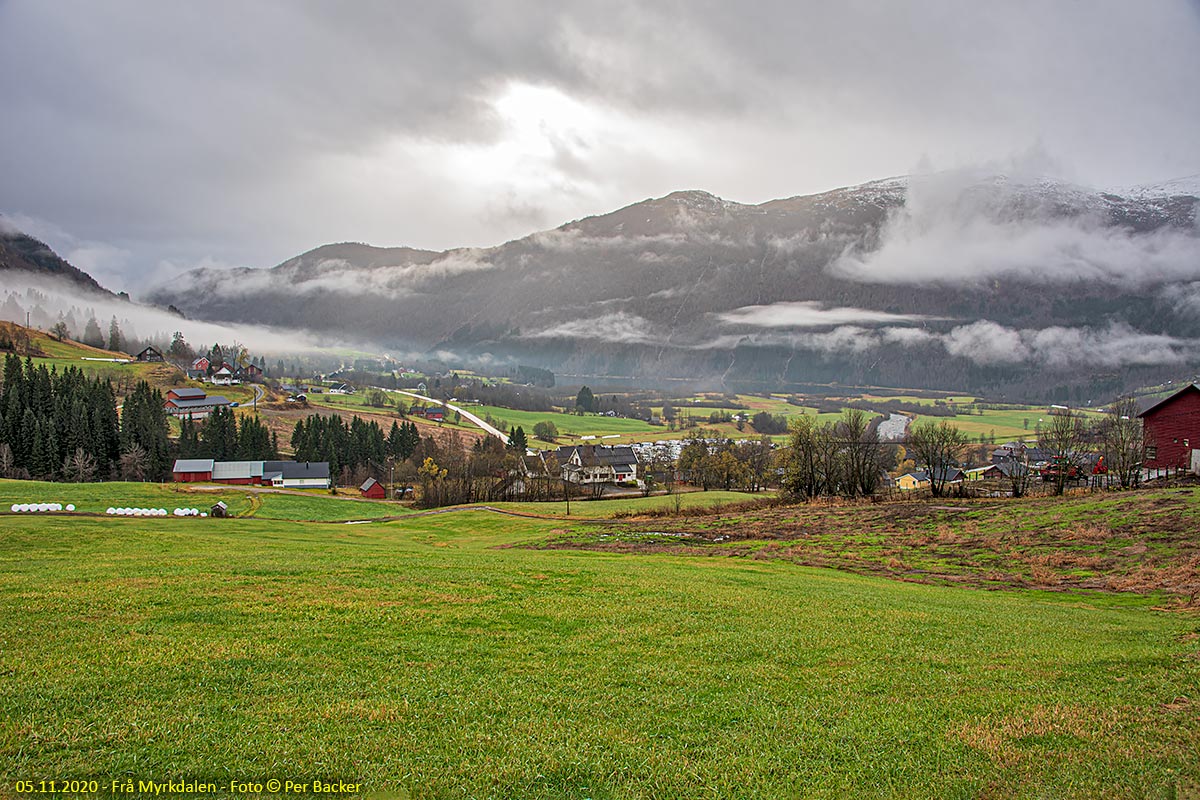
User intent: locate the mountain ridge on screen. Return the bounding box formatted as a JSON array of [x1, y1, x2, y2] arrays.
[[145, 172, 1200, 397]]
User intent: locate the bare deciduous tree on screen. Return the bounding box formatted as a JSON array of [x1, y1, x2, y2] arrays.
[[0, 442, 14, 478], [1098, 397, 1144, 489], [120, 443, 149, 482], [1037, 409, 1090, 496], [906, 420, 969, 497], [62, 447, 96, 483]]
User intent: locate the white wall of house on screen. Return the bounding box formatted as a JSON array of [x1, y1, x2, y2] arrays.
[[284, 478, 331, 489]]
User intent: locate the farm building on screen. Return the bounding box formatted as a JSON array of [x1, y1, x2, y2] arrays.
[[173, 458, 214, 482], [412, 406, 445, 422], [135, 345, 164, 362], [163, 388, 232, 419], [171, 459, 332, 489], [263, 461, 331, 489], [360, 477, 385, 499], [1139, 383, 1200, 472], [964, 464, 1002, 481], [211, 460, 265, 485], [895, 471, 930, 490], [191, 357, 211, 373]]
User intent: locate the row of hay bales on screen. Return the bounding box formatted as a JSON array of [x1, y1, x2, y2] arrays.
[[10, 502, 75, 512], [105, 507, 209, 517]]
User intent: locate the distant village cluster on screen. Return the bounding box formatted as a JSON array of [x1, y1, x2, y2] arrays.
[[1, 314, 1198, 510]]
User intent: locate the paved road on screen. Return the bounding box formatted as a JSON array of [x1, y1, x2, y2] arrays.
[[389, 389, 509, 443]]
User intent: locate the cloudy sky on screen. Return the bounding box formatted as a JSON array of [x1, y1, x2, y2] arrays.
[[2, 1, 1199, 292]]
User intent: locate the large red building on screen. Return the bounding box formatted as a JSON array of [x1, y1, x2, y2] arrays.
[[1139, 383, 1200, 471]]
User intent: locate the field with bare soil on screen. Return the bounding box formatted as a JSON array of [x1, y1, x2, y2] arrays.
[[538, 485, 1200, 602]]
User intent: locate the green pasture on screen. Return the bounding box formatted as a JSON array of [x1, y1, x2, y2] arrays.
[[0, 494, 1196, 798], [0, 480, 407, 522], [471, 404, 659, 444], [485, 489, 774, 518]]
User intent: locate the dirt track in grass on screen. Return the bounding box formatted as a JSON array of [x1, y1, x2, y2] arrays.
[[536, 487, 1200, 602]]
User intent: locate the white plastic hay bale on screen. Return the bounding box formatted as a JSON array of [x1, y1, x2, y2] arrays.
[[200, 512, 208, 518], [9, 504, 17, 513], [106, 507, 115, 515], [158, 509, 167, 516], [66, 504, 75, 512]]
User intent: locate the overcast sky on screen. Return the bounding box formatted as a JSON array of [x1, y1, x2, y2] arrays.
[[2, 1, 1199, 292]]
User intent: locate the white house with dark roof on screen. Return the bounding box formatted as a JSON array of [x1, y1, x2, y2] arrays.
[[552, 444, 639, 485]]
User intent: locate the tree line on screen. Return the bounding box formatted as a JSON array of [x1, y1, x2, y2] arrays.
[[0, 354, 167, 481]]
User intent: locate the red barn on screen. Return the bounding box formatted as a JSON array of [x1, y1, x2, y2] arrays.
[[360, 477, 386, 499], [172, 458, 214, 482], [1139, 383, 1200, 471]]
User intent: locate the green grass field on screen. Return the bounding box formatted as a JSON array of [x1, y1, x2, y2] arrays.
[[0, 480, 408, 522], [486, 489, 774, 518], [2, 483, 1198, 797]]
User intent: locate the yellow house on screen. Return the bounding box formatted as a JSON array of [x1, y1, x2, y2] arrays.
[[895, 471, 930, 490]]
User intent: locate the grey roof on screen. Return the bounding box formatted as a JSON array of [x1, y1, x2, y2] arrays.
[[934, 466, 965, 481], [264, 460, 331, 480], [360, 477, 379, 491], [168, 396, 231, 409], [996, 461, 1032, 477], [173, 458, 215, 473], [169, 387, 207, 399], [557, 444, 638, 467], [212, 461, 265, 480]]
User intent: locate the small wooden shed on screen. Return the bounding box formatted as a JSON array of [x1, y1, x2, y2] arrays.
[[359, 477, 386, 499]]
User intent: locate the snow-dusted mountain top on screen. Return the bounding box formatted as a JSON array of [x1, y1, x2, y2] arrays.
[[1125, 174, 1200, 199]]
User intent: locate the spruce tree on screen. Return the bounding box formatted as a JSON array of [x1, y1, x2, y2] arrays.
[[108, 317, 122, 352]]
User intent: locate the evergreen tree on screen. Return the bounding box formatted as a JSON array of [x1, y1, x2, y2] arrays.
[[178, 416, 201, 458], [82, 317, 104, 348], [108, 317, 123, 352], [121, 381, 171, 480], [507, 426, 528, 452], [236, 414, 272, 460], [201, 406, 239, 460], [575, 386, 595, 413]]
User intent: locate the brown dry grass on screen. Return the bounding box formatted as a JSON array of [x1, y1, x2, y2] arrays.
[[952, 704, 1128, 767], [545, 488, 1200, 600]]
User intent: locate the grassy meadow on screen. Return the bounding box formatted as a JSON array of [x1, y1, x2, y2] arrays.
[[2, 480, 1198, 798], [0, 480, 408, 522]]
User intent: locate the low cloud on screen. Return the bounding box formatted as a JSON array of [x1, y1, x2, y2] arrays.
[[832, 165, 1200, 288], [526, 312, 658, 345], [162, 249, 494, 301], [1, 273, 336, 356], [718, 300, 935, 328], [941, 320, 1030, 364], [694, 317, 1199, 369]]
